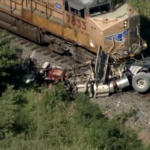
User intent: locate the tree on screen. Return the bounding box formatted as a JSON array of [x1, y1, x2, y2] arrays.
[[0, 30, 23, 94]]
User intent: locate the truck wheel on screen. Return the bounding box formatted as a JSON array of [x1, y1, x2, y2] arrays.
[[132, 72, 150, 93]]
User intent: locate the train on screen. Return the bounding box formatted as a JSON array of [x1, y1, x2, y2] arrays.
[[0, 0, 149, 97]]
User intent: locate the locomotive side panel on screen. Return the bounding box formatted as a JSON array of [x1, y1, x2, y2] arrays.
[[22, 8, 63, 37], [63, 10, 89, 47], [86, 17, 104, 53], [32, 12, 63, 37], [76, 31, 89, 47], [63, 27, 77, 42], [22, 9, 32, 23]]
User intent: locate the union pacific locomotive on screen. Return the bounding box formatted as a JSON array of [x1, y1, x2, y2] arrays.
[[0, 0, 147, 62]]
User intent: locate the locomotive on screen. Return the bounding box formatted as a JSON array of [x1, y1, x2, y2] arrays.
[[0, 0, 147, 60], [0, 0, 149, 97]]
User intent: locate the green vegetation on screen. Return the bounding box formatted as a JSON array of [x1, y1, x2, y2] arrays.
[[0, 85, 149, 150], [128, 0, 150, 52], [0, 30, 23, 94], [1, 1, 150, 149]]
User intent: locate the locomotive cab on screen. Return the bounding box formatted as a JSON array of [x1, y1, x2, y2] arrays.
[[64, 0, 147, 60]]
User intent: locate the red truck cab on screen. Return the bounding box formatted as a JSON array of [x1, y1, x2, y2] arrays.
[[45, 68, 69, 82]]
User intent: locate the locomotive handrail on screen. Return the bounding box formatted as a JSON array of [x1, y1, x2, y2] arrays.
[[32, 0, 46, 7], [30, 0, 63, 19], [31, 0, 51, 19], [10, 0, 25, 15], [11, 0, 24, 5], [9, 0, 62, 19]]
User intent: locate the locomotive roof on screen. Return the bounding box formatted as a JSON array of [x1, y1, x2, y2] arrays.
[[67, 0, 94, 7], [66, 0, 115, 8]]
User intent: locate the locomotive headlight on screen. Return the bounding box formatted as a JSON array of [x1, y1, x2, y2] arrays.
[[124, 20, 128, 28], [124, 21, 127, 24], [124, 24, 127, 27], [143, 42, 147, 48]]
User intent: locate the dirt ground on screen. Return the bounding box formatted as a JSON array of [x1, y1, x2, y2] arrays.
[[93, 88, 150, 144]]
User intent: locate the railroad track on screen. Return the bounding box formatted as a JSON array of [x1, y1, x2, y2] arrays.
[[2, 32, 83, 70]]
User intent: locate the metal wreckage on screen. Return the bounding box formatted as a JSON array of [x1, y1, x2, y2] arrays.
[[0, 0, 149, 97]]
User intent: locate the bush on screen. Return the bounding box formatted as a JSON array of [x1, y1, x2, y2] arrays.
[[0, 32, 24, 94], [0, 84, 149, 150]]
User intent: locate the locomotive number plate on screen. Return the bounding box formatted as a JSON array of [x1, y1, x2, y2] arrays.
[[66, 14, 86, 30]]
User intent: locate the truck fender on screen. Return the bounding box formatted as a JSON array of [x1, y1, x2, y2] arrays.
[[129, 65, 143, 76]]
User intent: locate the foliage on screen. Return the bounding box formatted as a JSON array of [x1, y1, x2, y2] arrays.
[[0, 86, 30, 144], [127, 0, 150, 55], [0, 29, 23, 94], [0, 85, 149, 150]]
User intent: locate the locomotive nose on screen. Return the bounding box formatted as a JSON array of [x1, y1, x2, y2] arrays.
[[118, 16, 147, 59], [127, 16, 147, 56]]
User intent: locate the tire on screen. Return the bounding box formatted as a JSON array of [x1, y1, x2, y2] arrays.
[[132, 72, 150, 93]]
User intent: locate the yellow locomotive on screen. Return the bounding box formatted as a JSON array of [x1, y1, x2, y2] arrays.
[[0, 0, 147, 62]]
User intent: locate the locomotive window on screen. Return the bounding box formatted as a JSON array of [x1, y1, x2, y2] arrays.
[[112, 0, 125, 9], [79, 9, 85, 18], [70, 7, 78, 15], [65, 1, 69, 11], [90, 4, 110, 17]]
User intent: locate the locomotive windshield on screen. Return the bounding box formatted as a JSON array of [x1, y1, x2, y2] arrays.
[[89, 0, 125, 17], [90, 3, 111, 17], [112, 0, 125, 9]]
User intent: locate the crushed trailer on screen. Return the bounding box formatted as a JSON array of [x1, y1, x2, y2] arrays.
[[24, 48, 150, 98]]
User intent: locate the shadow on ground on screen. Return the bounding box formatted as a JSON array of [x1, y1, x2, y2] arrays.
[[140, 15, 150, 56]]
